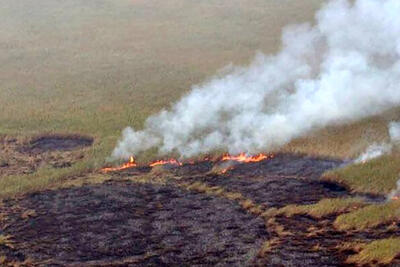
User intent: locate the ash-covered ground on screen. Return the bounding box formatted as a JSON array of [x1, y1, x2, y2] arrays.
[[0, 153, 398, 266]]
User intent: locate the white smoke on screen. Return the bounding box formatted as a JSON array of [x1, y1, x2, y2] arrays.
[[387, 179, 400, 201], [354, 121, 400, 163], [389, 122, 400, 144], [354, 143, 392, 164], [112, 0, 400, 160]]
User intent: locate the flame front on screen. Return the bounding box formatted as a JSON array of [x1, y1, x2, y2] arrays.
[[101, 156, 137, 173], [101, 153, 273, 173], [149, 159, 182, 167], [221, 153, 273, 163]]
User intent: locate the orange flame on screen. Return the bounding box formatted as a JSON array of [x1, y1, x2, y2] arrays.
[[221, 166, 234, 174], [101, 156, 137, 173], [221, 153, 273, 163], [101, 153, 274, 173], [149, 159, 183, 167], [392, 196, 400, 201]]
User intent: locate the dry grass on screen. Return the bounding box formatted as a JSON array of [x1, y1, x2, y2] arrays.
[[1, 1, 400, 262], [334, 200, 400, 231], [262, 198, 365, 219], [0, 0, 326, 198], [258, 238, 280, 257], [0, 0, 398, 200], [0, 255, 6, 265], [184, 181, 241, 199], [0, 235, 13, 249], [0, 160, 93, 199], [20, 209, 37, 220], [323, 152, 400, 195], [346, 238, 400, 265], [283, 113, 397, 159], [0, 1, 399, 200]]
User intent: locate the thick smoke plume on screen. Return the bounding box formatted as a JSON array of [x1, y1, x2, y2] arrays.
[[112, 0, 400, 160]]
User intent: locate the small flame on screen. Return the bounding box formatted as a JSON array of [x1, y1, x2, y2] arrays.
[[221, 166, 234, 174], [149, 159, 183, 167], [392, 196, 400, 201], [221, 153, 273, 163], [101, 156, 137, 173]]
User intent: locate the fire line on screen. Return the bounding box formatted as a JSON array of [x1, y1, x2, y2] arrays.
[[101, 153, 274, 173], [101, 156, 137, 173], [221, 153, 273, 163]]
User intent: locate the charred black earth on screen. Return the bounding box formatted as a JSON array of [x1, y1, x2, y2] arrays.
[[23, 134, 93, 153], [1, 183, 267, 266], [0, 154, 395, 266]]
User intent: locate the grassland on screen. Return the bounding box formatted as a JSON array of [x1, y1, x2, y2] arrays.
[[346, 238, 400, 265], [1, 0, 399, 198], [1, 0, 400, 264], [323, 152, 400, 195], [334, 200, 400, 231], [263, 197, 366, 219], [0, 0, 329, 197]]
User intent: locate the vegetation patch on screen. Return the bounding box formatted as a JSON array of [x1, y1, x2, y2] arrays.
[[0, 134, 98, 199], [0, 235, 13, 249], [346, 238, 400, 265], [322, 153, 400, 195], [262, 197, 365, 219], [258, 238, 280, 257], [0, 161, 92, 199], [334, 200, 400, 231]]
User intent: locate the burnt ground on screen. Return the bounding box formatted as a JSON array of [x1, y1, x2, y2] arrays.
[[177, 154, 349, 208], [0, 135, 92, 177], [24, 135, 93, 153], [1, 182, 267, 266], [264, 214, 400, 267], [0, 153, 399, 266]]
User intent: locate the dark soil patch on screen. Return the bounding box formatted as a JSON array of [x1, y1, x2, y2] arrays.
[[0, 135, 91, 177], [1, 181, 268, 266], [24, 134, 93, 153]]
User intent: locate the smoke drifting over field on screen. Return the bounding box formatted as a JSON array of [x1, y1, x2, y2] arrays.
[[354, 122, 400, 163], [113, 0, 400, 160], [389, 122, 400, 144], [354, 143, 392, 164]]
